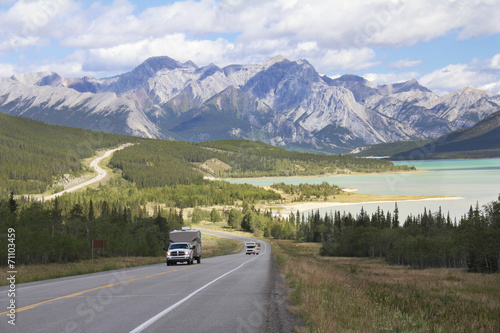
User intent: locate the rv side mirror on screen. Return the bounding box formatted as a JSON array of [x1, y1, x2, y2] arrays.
[[191, 245, 195, 249]]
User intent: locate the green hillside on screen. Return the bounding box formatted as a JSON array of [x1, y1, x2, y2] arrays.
[[391, 110, 500, 160], [1, 113, 414, 197], [197, 140, 414, 176], [0, 113, 136, 196], [108, 139, 414, 189]]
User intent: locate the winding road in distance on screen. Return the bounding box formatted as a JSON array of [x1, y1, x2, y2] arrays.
[[42, 143, 133, 201], [0, 229, 294, 332]]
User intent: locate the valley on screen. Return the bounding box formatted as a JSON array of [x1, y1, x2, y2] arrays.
[[2, 1, 500, 332], [1, 76, 499, 333]]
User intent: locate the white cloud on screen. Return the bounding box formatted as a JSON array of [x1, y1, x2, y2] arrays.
[[0, 0, 77, 43], [48, 34, 234, 77], [480, 81, 500, 95], [486, 54, 500, 70], [366, 52, 500, 95], [0, 63, 14, 77], [420, 59, 500, 95], [315, 48, 379, 72], [1, 0, 500, 94], [389, 59, 423, 69]]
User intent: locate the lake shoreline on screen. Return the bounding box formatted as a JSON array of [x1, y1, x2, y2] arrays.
[[222, 169, 432, 181], [275, 196, 464, 216]]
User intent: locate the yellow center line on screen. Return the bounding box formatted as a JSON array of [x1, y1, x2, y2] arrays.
[[1, 265, 198, 316]]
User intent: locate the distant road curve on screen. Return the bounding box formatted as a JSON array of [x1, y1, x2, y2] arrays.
[[42, 143, 133, 201]]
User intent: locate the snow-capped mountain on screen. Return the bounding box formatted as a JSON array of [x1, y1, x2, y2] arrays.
[[1, 55, 499, 153]]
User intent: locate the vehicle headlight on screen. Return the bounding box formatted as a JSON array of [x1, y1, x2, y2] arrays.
[[184, 251, 189, 255], [167, 252, 171, 256]]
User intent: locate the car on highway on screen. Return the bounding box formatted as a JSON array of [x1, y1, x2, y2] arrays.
[[164, 227, 202, 265], [166, 242, 194, 265], [245, 241, 260, 255]]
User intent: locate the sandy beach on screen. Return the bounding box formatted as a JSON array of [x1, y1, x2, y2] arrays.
[[276, 196, 464, 216]]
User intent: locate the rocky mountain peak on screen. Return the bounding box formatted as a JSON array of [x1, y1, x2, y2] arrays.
[[263, 55, 290, 67]]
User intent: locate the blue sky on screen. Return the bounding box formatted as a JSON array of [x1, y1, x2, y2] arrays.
[[0, 0, 499, 95]]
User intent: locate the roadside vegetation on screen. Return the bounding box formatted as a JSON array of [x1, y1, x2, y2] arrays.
[[272, 240, 500, 333], [0, 230, 241, 286]]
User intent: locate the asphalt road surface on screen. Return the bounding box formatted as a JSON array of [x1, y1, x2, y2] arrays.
[[42, 143, 132, 201], [1, 229, 294, 333]]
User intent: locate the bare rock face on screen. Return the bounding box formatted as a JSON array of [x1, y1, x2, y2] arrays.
[[1, 56, 499, 153]]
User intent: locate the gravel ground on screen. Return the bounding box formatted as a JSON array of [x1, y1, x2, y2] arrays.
[[265, 254, 306, 333]]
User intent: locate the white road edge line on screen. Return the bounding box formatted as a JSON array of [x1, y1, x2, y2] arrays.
[[129, 244, 267, 333]]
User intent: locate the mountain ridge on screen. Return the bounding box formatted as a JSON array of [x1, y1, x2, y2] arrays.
[[1, 55, 499, 153]]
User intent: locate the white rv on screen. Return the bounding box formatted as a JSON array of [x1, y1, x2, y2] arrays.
[[245, 241, 261, 255], [165, 227, 202, 265]]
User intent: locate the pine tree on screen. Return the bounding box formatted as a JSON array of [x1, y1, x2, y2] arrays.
[[8, 191, 17, 214], [88, 200, 95, 221], [392, 203, 399, 228]]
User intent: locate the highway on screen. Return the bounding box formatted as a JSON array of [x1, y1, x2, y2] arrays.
[[1, 229, 293, 332], [42, 143, 133, 201]]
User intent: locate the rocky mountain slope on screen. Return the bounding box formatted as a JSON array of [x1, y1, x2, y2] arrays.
[[1, 55, 499, 153]]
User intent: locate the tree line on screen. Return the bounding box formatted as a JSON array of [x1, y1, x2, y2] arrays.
[[211, 195, 500, 274], [298, 199, 499, 273], [0, 193, 183, 265]]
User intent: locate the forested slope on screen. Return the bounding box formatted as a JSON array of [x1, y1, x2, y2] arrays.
[[108, 139, 414, 189], [198, 140, 414, 176], [2, 113, 413, 197], [0, 113, 135, 196]]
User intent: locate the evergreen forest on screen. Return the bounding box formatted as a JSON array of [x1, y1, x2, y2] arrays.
[[2, 192, 498, 273], [0, 113, 137, 196], [2, 113, 498, 274], [1, 113, 414, 197]]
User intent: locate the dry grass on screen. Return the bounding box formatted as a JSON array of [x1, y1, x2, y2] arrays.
[[272, 240, 500, 333], [0, 233, 242, 286], [200, 233, 243, 257], [0, 257, 164, 285]]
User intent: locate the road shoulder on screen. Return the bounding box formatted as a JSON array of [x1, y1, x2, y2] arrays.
[[266, 247, 306, 333]]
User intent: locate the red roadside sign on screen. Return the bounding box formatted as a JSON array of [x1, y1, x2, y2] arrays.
[[92, 240, 106, 248]]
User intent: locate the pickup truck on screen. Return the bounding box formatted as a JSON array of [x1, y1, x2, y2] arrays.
[[166, 242, 193, 265], [165, 227, 202, 265]]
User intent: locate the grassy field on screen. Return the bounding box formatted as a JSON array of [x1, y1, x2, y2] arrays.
[[272, 240, 500, 333], [0, 233, 241, 286]]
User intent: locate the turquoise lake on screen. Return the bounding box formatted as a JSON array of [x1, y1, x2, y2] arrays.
[[228, 158, 500, 221]]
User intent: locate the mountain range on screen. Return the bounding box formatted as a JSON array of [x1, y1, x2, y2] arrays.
[[1, 55, 499, 153]]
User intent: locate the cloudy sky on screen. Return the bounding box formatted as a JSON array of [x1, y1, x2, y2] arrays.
[[0, 0, 499, 95]]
